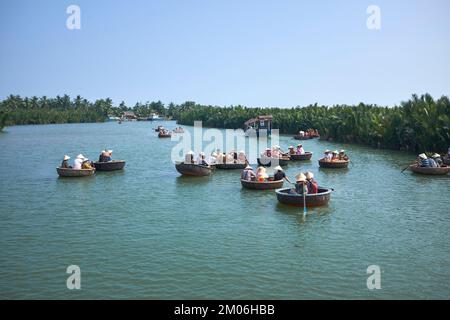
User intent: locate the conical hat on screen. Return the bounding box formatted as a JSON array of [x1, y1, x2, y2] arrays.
[[296, 173, 306, 182]]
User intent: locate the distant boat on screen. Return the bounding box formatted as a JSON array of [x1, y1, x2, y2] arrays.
[[108, 116, 120, 121], [149, 113, 160, 121]]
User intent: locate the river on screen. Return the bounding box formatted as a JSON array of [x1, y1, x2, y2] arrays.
[[0, 121, 449, 299]]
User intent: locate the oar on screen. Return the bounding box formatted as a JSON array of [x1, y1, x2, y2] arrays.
[[401, 163, 414, 173], [302, 183, 307, 216]]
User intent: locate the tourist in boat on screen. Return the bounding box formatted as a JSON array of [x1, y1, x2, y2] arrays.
[[214, 149, 222, 164], [298, 130, 305, 137], [241, 165, 256, 181], [82, 157, 93, 169], [210, 152, 218, 165], [291, 173, 307, 195], [338, 150, 348, 161], [272, 146, 281, 158], [331, 150, 339, 161], [263, 148, 272, 158], [197, 152, 209, 166], [305, 171, 318, 194], [288, 146, 295, 155], [238, 151, 247, 164], [185, 150, 195, 164], [418, 153, 431, 167], [256, 167, 268, 182], [99, 150, 113, 162], [273, 166, 293, 183], [73, 154, 85, 170], [431, 153, 443, 167], [61, 155, 72, 168], [323, 150, 332, 161], [296, 144, 305, 155]]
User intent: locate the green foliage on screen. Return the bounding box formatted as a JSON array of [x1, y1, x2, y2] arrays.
[[171, 94, 450, 153]]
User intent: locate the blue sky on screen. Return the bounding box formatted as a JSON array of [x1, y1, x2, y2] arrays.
[[1, 0, 449, 107]]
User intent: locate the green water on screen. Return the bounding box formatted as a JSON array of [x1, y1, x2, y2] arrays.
[[0, 121, 449, 299]]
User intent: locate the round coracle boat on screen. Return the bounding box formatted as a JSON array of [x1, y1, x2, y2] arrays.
[[257, 156, 290, 167], [293, 135, 313, 140], [240, 179, 284, 190], [175, 162, 213, 176], [93, 160, 126, 171], [214, 163, 247, 170], [409, 165, 450, 175], [276, 187, 333, 207], [290, 152, 313, 161], [56, 167, 95, 177], [318, 159, 350, 168], [158, 132, 171, 138]]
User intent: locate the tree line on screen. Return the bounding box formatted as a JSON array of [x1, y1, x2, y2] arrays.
[[1, 94, 449, 153]]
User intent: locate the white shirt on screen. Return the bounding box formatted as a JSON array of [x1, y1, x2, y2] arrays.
[[73, 158, 83, 169]]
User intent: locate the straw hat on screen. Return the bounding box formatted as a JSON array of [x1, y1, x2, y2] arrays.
[[76, 154, 85, 160], [211, 152, 218, 157], [432, 153, 441, 158], [239, 150, 245, 154], [200, 152, 205, 156], [418, 153, 427, 159], [339, 150, 345, 153], [296, 173, 306, 182], [289, 146, 294, 149], [107, 150, 113, 154], [274, 166, 283, 171], [245, 165, 253, 170], [82, 157, 89, 162], [187, 150, 194, 155], [266, 148, 271, 151], [332, 150, 338, 154], [324, 149, 330, 153], [63, 155, 70, 161], [305, 171, 314, 180]]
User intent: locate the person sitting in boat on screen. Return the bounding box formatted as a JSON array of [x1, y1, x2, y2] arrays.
[[331, 150, 339, 161], [418, 153, 431, 167], [210, 152, 218, 165], [288, 146, 295, 155], [73, 154, 85, 170], [296, 144, 305, 155], [241, 165, 256, 181], [263, 148, 272, 158], [272, 146, 281, 158], [197, 152, 209, 166], [338, 150, 348, 161], [431, 153, 443, 167], [61, 155, 72, 168], [82, 157, 93, 169], [323, 150, 332, 162], [299, 130, 305, 137], [238, 150, 247, 164], [273, 166, 293, 183], [291, 173, 307, 195], [256, 167, 268, 182], [185, 150, 195, 164], [305, 171, 318, 194]]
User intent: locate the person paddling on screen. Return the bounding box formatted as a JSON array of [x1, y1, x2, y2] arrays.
[[61, 155, 72, 168], [273, 166, 293, 184]]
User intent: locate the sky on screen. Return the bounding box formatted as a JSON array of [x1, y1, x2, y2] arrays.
[[0, 0, 449, 107]]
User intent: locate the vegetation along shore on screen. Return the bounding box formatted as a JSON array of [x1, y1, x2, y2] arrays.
[[1, 93, 449, 153]]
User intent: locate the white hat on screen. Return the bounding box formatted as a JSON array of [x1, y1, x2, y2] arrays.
[[76, 154, 85, 160], [296, 173, 306, 182], [245, 165, 253, 170], [187, 150, 194, 155], [82, 157, 89, 161], [239, 150, 245, 154], [339, 150, 345, 153], [274, 166, 283, 171], [63, 155, 70, 161], [324, 149, 330, 153], [212, 152, 218, 157], [306, 171, 314, 179], [266, 148, 271, 151], [332, 150, 338, 154], [200, 152, 205, 156], [107, 150, 113, 154], [418, 153, 427, 159], [432, 153, 441, 158], [289, 146, 294, 149]]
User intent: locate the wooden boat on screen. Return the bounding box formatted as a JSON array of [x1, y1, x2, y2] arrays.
[[276, 187, 332, 207], [318, 159, 349, 168], [257, 156, 290, 167], [293, 135, 313, 140], [240, 179, 284, 190], [158, 132, 171, 138], [409, 165, 450, 175], [175, 162, 212, 176], [56, 167, 95, 177], [215, 163, 247, 170], [290, 152, 313, 161], [93, 160, 126, 171]]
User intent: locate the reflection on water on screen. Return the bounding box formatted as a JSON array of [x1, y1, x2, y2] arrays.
[[0, 122, 449, 299]]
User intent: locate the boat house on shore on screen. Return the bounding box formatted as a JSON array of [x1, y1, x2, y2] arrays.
[[244, 115, 273, 137]]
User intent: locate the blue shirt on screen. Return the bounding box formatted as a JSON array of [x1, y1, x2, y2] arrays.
[[420, 158, 431, 167]]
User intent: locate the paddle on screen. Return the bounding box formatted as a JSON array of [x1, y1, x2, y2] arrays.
[[302, 182, 307, 216], [401, 165, 410, 173]]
